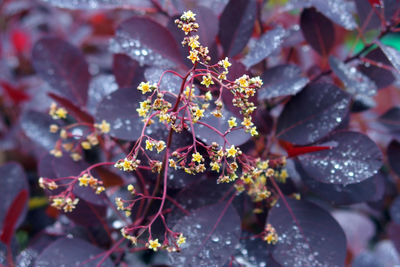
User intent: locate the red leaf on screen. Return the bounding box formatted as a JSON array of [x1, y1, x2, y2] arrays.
[[0, 81, 30, 104], [48, 92, 94, 124], [280, 140, 332, 158], [368, 0, 383, 7], [0, 190, 28, 245], [11, 29, 30, 54]]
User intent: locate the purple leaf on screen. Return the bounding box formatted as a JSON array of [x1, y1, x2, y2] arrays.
[[276, 83, 351, 145], [390, 196, 400, 224], [300, 7, 335, 57], [388, 140, 400, 177], [258, 64, 309, 100], [242, 26, 288, 69], [359, 47, 395, 89], [302, 164, 385, 205], [0, 163, 29, 236], [383, 0, 400, 22], [193, 104, 250, 146], [32, 37, 90, 106], [218, 0, 257, 57], [267, 198, 346, 267], [298, 131, 383, 185], [40, 0, 152, 9], [144, 67, 183, 94], [95, 87, 146, 141], [333, 210, 375, 255], [20, 110, 59, 151], [355, 0, 382, 32], [379, 107, 400, 132], [169, 202, 241, 267], [378, 42, 400, 73], [110, 16, 183, 68], [287, 0, 357, 30], [87, 75, 118, 115], [112, 54, 144, 88], [329, 56, 378, 97], [34, 238, 113, 266]]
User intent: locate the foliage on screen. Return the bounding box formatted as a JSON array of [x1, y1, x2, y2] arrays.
[[1, 0, 400, 266]]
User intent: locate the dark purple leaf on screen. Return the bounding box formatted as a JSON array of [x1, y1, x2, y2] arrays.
[[112, 54, 144, 88], [40, 0, 152, 9], [287, 0, 357, 30], [383, 0, 400, 22], [267, 198, 346, 267], [388, 222, 400, 254], [87, 75, 118, 115], [355, 0, 382, 32], [379, 107, 400, 132], [169, 202, 241, 267], [34, 238, 113, 266], [329, 56, 377, 97], [388, 140, 400, 176], [333, 210, 375, 255], [20, 110, 59, 151], [192, 6, 219, 49], [48, 93, 94, 124], [32, 37, 90, 106], [110, 16, 183, 68], [378, 42, 400, 73], [258, 64, 309, 100], [359, 47, 395, 89], [218, 0, 257, 57], [390, 196, 400, 224], [0, 163, 29, 232], [242, 26, 288, 69], [302, 162, 385, 205], [193, 104, 250, 146], [298, 131, 383, 185], [276, 83, 351, 145], [96, 87, 146, 141], [300, 8, 335, 57]]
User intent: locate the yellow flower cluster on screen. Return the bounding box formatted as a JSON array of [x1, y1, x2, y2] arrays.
[[263, 224, 278, 245], [51, 196, 79, 213], [49, 102, 68, 120], [114, 157, 140, 172], [145, 139, 166, 153], [78, 173, 105, 194]]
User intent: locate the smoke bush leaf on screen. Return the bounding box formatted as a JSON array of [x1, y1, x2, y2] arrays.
[[169, 202, 241, 267], [277, 83, 351, 145], [267, 198, 346, 267], [298, 131, 383, 185]]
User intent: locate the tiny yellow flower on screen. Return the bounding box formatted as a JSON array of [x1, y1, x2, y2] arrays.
[[127, 184, 135, 194], [148, 239, 162, 251], [55, 108, 68, 119], [63, 197, 79, 212], [51, 197, 64, 209], [81, 141, 91, 150], [71, 152, 82, 161], [146, 140, 154, 151], [193, 107, 205, 119], [219, 57, 231, 69], [96, 186, 105, 194], [192, 152, 203, 163], [78, 174, 90, 187], [136, 107, 147, 117], [49, 124, 59, 133], [137, 81, 155, 94], [205, 91, 212, 101], [210, 161, 220, 172], [201, 74, 214, 88], [96, 120, 110, 134], [228, 117, 237, 128], [169, 159, 178, 169], [250, 126, 258, 136], [50, 148, 62, 158], [115, 197, 124, 210], [156, 140, 166, 153], [187, 50, 199, 64], [226, 145, 238, 158], [177, 234, 186, 246], [236, 75, 249, 88], [242, 117, 253, 128], [181, 10, 196, 21], [188, 35, 200, 49]]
